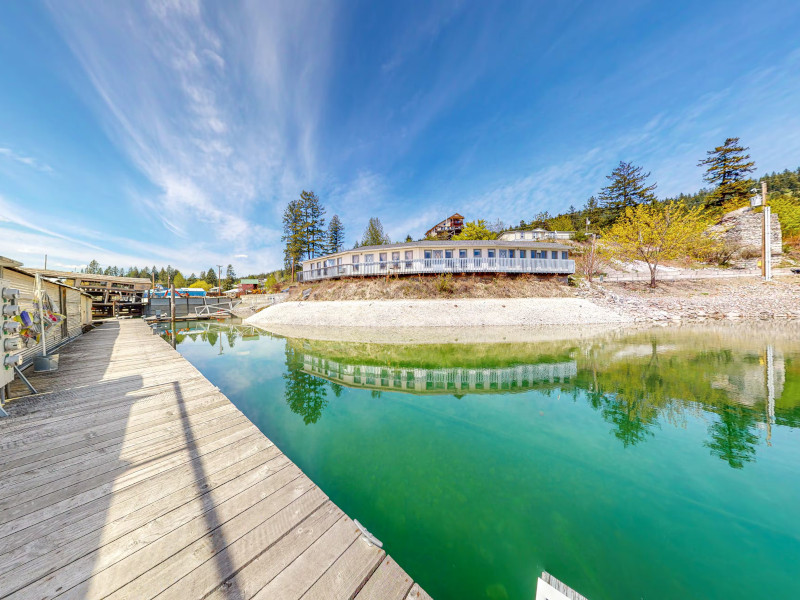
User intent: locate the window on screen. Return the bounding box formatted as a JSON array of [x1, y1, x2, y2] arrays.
[[551, 251, 558, 259], [519, 250, 526, 259], [352, 255, 360, 272], [488, 249, 496, 258], [392, 251, 400, 262], [473, 249, 482, 257], [445, 250, 453, 259], [424, 250, 432, 259], [562, 251, 568, 260], [379, 252, 387, 269], [459, 249, 467, 259], [509, 249, 515, 259], [499, 249, 508, 258], [365, 254, 374, 263], [433, 250, 443, 259], [405, 250, 413, 267]]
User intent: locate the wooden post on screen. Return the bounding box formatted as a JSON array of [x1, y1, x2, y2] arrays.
[[170, 281, 176, 321], [761, 180, 769, 279]]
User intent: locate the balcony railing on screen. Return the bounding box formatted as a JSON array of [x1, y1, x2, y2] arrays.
[[299, 257, 575, 282]]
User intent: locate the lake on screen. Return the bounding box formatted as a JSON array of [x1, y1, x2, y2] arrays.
[[159, 320, 800, 600]]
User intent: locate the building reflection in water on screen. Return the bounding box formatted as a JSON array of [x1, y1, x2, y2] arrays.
[[301, 354, 578, 395]]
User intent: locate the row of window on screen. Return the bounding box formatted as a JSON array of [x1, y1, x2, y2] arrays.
[[311, 249, 568, 270], [423, 249, 568, 260]]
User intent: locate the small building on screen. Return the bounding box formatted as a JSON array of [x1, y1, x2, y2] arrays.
[[425, 213, 465, 239], [300, 239, 574, 282], [237, 278, 259, 293], [25, 268, 151, 318], [499, 228, 575, 242], [0, 256, 93, 369]]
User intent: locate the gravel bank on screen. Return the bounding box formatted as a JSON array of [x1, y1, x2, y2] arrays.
[[581, 277, 800, 322], [245, 297, 630, 329]]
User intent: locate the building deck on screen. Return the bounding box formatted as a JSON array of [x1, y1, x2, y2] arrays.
[[0, 320, 431, 600]]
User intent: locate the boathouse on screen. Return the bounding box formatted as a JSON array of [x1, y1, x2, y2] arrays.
[[0, 256, 93, 369], [299, 239, 575, 282]]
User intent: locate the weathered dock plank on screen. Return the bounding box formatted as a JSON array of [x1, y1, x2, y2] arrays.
[[0, 320, 431, 599]]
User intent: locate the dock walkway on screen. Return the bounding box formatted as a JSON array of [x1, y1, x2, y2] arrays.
[[0, 320, 431, 600]]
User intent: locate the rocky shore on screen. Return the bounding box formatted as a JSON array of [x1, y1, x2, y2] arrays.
[[579, 276, 800, 322], [244, 276, 800, 332]]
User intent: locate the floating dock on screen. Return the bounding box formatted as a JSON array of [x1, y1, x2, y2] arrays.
[[0, 319, 431, 600]]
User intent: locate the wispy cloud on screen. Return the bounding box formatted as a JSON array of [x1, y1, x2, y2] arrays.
[[44, 0, 334, 267], [0, 146, 53, 173]]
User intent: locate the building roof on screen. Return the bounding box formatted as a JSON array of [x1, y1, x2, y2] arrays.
[[302, 239, 571, 262], [239, 279, 259, 284], [501, 228, 576, 235], [26, 267, 152, 284]]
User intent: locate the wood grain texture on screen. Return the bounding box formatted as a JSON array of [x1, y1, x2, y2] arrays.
[[0, 319, 431, 600]]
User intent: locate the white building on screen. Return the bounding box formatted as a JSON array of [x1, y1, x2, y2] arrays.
[[498, 228, 574, 241], [300, 239, 574, 282]]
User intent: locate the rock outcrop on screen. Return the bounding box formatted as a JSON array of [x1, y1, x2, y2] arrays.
[[712, 206, 782, 256]]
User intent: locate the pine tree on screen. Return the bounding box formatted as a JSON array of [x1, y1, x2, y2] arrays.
[[205, 267, 218, 287], [361, 217, 391, 247], [698, 137, 756, 207], [224, 264, 236, 290], [299, 190, 326, 259], [584, 196, 600, 228], [598, 162, 657, 219], [326, 214, 345, 254], [282, 199, 305, 280]]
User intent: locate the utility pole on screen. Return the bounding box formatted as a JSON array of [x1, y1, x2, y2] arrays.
[[217, 264, 223, 294], [44, 254, 47, 270], [762, 180, 771, 281]]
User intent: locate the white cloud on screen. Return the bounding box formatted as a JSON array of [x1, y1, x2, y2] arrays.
[[44, 0, 335, 269], [0, 147, 53, 173]]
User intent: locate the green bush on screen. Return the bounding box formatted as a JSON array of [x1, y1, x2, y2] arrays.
[[436, 273, 454, 294]]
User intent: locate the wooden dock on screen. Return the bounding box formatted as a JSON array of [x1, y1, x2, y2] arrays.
[[0, 320, 431, 600]]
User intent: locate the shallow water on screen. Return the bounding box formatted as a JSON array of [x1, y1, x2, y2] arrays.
[[161, 321, 800, 600]]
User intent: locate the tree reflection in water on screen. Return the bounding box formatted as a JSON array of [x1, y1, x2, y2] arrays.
[[272, 327, 799, 469], [283, 345, 328, 425]]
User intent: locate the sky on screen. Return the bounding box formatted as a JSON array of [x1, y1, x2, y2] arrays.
[[1, 0, 799, 276]]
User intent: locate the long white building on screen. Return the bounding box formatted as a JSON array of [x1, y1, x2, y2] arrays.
[[300, 239, 575, 282]]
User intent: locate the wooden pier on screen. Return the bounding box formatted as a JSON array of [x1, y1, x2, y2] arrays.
[[0, 320, 431, 600]]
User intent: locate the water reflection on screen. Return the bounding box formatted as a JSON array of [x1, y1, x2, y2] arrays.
[[163, 322, 799, 470], [276, 329, 798, 470]]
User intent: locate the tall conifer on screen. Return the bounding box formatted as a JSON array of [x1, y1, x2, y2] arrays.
[[698, 137, 756, 207]]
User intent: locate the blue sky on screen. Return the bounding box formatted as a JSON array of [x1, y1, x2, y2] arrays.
[[1, 0, 799, 275]]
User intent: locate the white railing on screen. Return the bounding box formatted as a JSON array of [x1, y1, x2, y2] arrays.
[[300, 257, 575, 282]]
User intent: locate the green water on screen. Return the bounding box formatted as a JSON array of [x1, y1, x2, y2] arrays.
[[161, 321, 800, 600]]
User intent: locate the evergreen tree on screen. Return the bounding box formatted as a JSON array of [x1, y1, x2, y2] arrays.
[[224, 264, 236, 290], [584, 196, 600, 228], [198, 269, 206, 282], [326, 214, 345, 254], [405, 234, 413, 243], [282, 199, 305, 280], [698, 137, 756, 207], [205, 267, 218, 287], [299, 190, 326, 259], [598, 161, 657, 218], [186, 272, 198, 285], [158, 267, 168, 285], [173, 271, 186, 288], [361, 217, 391, 246]]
